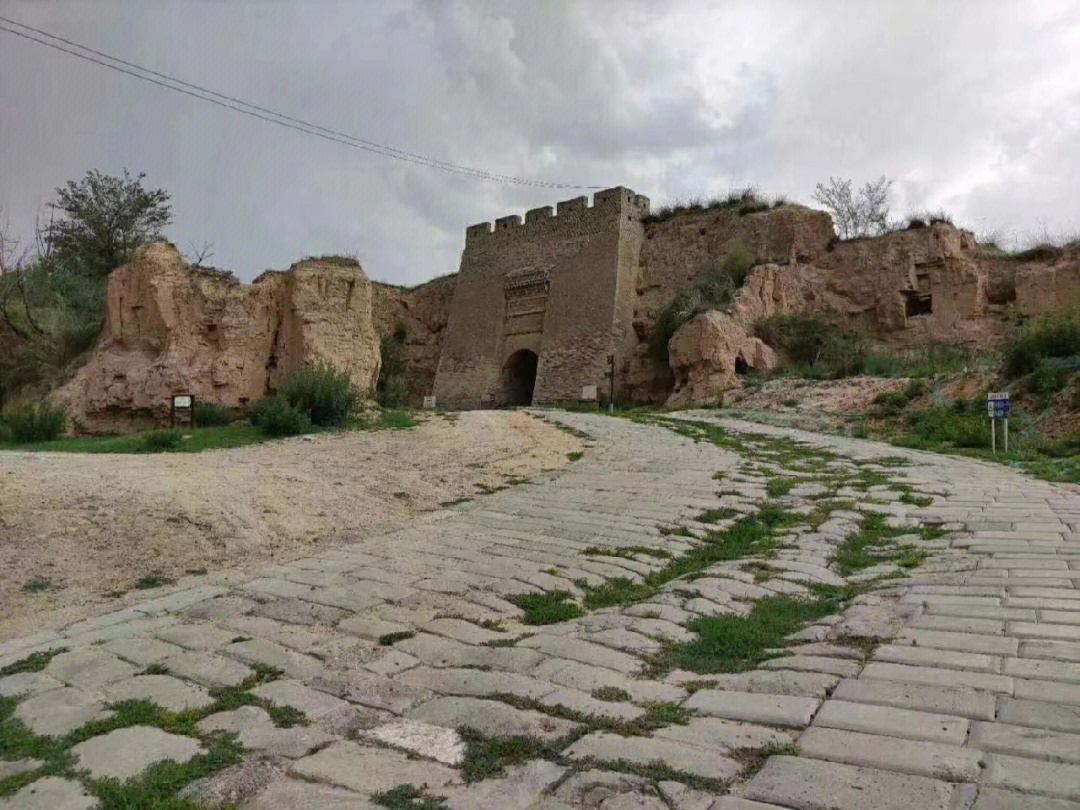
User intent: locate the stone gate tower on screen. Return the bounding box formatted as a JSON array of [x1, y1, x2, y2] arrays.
[[433, 186, 649, 408]]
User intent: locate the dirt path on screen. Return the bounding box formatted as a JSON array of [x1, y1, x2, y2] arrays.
[[0, 410, 581, 639]]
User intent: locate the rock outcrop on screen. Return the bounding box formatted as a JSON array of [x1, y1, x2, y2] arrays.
[[371, 275, 456, 402], [666, 311, 777, 407], [58, 243, 380, 433]]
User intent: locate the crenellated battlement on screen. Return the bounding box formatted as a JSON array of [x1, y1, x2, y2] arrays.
[[464, 186, 650, 248]]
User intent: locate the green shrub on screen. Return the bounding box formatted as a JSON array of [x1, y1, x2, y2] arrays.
[[376, 328, 418, 408], [873, 379, 927, 415], [1004, 311, 1080, 378], [755, 315, 866, 378], [2, 402, 66, 442], [650, 243, 756, 360], [140, 429, 182, 452], [285, 362, 358, 427], [193, 402, 235, 427], [862, 344, 967, 378], [1030, 358, 1069, 395], [903, 398, 989, 449], [249, 394, 312, 437]]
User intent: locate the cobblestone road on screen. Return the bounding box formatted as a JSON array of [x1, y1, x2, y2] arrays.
[[1, 410, 1078, 809]]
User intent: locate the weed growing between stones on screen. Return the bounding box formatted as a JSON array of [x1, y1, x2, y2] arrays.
[[91, 735, 243, 810], [458, 728, 559, 783], [567, 450, 584, 461], [591, 687, 632, 703], [0, 648, 66, 678], [378, 631, 416, 646], [830, 512, 923, 575], [583, 546, 671, 560], [579, 757, 729, 794], [510, 591, 584, 625], [0, 662, 302, 803], [581, 505, 802, 610], [652, 593, 845, 675], [695, 508, 737, 524], [733, 739, 802, 780], [765, 477, 797, 498], [373, 784, 449, 809]]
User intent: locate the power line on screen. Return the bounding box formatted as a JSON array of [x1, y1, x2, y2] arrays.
[[0, 15, 603, 190]]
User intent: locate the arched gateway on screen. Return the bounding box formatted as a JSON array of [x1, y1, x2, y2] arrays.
[[501, 349, 538, 406]]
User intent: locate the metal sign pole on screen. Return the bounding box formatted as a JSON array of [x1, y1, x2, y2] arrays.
[[608, 354, 615, 414], [991, 419, 996, 455], [1004, 418, 1009, 454]]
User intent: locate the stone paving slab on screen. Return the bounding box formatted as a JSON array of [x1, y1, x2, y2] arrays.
[[71, 726, 202, 781], [0, 777, 98, 810]]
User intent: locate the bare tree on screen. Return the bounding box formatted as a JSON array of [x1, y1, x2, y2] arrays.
[[186, 240, 215, 266], [813, 176, 893, 239]]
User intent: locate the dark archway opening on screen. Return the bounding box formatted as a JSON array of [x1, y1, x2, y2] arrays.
[[734, 356, 749, 375], [504, 350, 539, 406]]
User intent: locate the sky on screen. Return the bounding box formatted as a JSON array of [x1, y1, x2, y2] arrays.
[[2, 0, 1079, 286]]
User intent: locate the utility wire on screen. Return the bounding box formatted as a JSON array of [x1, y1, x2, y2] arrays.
[[0, 15, 603, 190]]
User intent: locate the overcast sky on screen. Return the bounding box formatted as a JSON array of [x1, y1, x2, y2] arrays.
[[2, 1, 1079, 285]]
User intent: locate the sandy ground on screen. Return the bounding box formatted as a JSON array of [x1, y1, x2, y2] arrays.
[[0, 410, 582, 639]]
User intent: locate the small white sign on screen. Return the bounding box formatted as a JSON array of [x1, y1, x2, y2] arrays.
[[422, 395, 437, 409], [987, 392, 1010, 402], [581, 385, 598, 401], [172, 395, 193, 408]]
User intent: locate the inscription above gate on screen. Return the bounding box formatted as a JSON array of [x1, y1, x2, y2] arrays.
[[504, 268, 549, 335]]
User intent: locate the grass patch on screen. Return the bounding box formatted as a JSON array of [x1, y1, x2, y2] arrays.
[[90, 734, 243, 809], [830, 512, 917, 575], [372, 784, 449, 809], [458, 728, 558, 783], [378, 631, 416, 646], [567, 450, 584, 461], [656, 593, 846, 675], [0, 660, 295, 805], [695, 508, 737, 524], [510, 591, 583, 625], [642, 188, 778, 225], [897, 547, 929, 569], [582, 546, 671, 560], [591, 687, 632, 702], [580, 506, 800, 610], [641, 702, 691, 727], [0, 648, 65, 678], [765, 477, 797, 498], [379, 409, 416, 430], [0, 423, 267, 454]]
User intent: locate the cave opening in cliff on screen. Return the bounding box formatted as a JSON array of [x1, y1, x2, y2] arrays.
[[503, 350, 538, 406], [734, 357, 749, 375], [902, 290, 933, 318]]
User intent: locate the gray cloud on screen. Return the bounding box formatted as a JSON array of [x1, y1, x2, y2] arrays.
[[1, 0, 1079, 285]]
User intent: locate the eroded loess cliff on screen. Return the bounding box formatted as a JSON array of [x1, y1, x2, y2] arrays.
[[631, 207, 1080, 407], [371, 274, 456, 401], [58, 242, 381, 433]]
